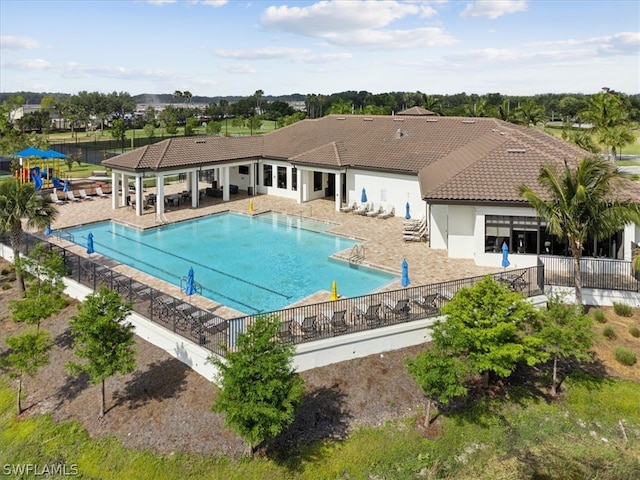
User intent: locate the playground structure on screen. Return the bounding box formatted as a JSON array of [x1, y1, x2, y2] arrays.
[[12, 147, 68, 191]]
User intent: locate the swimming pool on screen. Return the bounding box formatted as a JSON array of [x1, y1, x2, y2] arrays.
[[63, 212, 396, 314]]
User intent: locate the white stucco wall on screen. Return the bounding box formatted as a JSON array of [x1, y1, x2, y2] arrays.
[[429, 204, 448, 249], [346, 169, 422, 218], [446, 205, 475, 258]]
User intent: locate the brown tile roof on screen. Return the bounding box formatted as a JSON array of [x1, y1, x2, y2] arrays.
[[103, 136, 264, 172], [104, 115, 636, 204], [397, 106, 436, 116]]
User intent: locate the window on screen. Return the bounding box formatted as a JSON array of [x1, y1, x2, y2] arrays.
[[263, 165, 272, 187], [485, 214, 624, 258], [313, 171, 322, 192], [277, 166, 287, 189], [291, 167, 297, 191], [239, 165, 249, 175]]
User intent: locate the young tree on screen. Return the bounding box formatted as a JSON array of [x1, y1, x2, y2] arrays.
[[210, 316, 304, 455], [9, 243, 68, 332], [66, 287, 136, 417], [405, 346, 467, 428], [436, 276, 542, 388], [519, 157, 640, 304], [1, 329, 52, 415], [534, 295, 594, 396], [0, 178, 58, 295]]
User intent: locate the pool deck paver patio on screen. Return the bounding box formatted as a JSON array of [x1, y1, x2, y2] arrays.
[[41, 182, 501, 318]]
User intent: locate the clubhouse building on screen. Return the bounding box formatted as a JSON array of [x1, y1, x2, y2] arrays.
[[103, 112, 640, 269]]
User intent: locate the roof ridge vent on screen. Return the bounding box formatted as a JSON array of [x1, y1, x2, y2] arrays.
[[393, 117, 405, 122], [363, 117, 374, 121], [507, 148, 526, 153], [426, 118, 438, 122], [195, 140, 207, 144], [461, 119, 476, 124], [336, 116, 346, 120]]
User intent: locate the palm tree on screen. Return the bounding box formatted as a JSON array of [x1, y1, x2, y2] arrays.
[[0, 179, 58, 296], [561, 127, 599, 154], [597, 125, 636, 161], [173, 91, 183, 104], [519, 157, 640, 305]]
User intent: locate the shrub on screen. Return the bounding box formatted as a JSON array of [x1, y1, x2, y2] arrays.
[[614, 346, 637, 366], [592, 309, 607, 323], [603, 326, 617, 340], [613, 302, 633, 317], [629, 326, 640, 338]]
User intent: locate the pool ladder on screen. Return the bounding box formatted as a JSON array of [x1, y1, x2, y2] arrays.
[[349, 245, 365, 267]]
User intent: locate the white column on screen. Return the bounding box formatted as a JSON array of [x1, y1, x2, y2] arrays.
[[249, 163, 255, 196], [111, 171, 117, 210], [119, 172, 127, 207], [135, 175, 143, 216], [222, 166, 230, 201], [334, 172, 342, 212], [156, 174, 164, 216], [191, 170, 199, 208], [297, 168, 303, 204]]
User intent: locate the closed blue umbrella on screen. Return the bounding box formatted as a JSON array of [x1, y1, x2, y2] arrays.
[[63, 179, 69, 192], [44, 223, 52, 235], [361, 187, 367, 203], [87, 232, 94, 254], [405, 201, 411, 220], [401, 258, 410, 287], [501, 241, 510, 268], [184, 267, 197, 296]]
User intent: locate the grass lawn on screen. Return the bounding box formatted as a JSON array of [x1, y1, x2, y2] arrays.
[[2, 307, 639, 479], [544, 125, 640, 156]]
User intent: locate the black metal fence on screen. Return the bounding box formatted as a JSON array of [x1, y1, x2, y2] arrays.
[[4, 232, 544, 358], [539, 254, 640, 292]]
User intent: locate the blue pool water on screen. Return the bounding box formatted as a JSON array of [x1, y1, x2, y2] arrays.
[[64, 212, 395, 314]]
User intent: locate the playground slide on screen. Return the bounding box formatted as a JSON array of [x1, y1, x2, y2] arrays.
[[30, 167, 43, 191], [52, 177, 64, 189]]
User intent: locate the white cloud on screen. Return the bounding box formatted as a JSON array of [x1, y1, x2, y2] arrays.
[[532, 32, 640, 57], [215, 47, 352, 64], [261, 0, 420, 36], [193, 0, 228, 6], [0, 35, 42, 53], [144, 0, 177, 5], [4, 58, 185, 83], [222, 63, 256, 74], [460, 0, 527, 19], [216, 47, 310, 60], [324, 26, 456, 48], [259, 1, 455, 49]]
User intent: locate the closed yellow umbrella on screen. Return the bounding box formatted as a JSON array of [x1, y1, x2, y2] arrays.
[[249, 199, 254, 212], [330, 280, 338, 301]]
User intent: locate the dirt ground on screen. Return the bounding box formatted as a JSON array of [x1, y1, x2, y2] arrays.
[[3, 258, 638, 458], [0, 259, 427, 458]]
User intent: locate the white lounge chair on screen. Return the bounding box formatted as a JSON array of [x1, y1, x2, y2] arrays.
[[65, 190, 81, 202], [366, 205, 384, 217], [378, 206, 395, 219], [78, 189, 93, 201], [49, 192, 64, 204], [353, 203, 370, 215], [95, 186, 109, 198], [403, 224, 427, 242], [340, 201, 357, 212]]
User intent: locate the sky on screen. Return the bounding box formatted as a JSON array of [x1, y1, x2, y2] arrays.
[[1, 0, 639, 98]]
